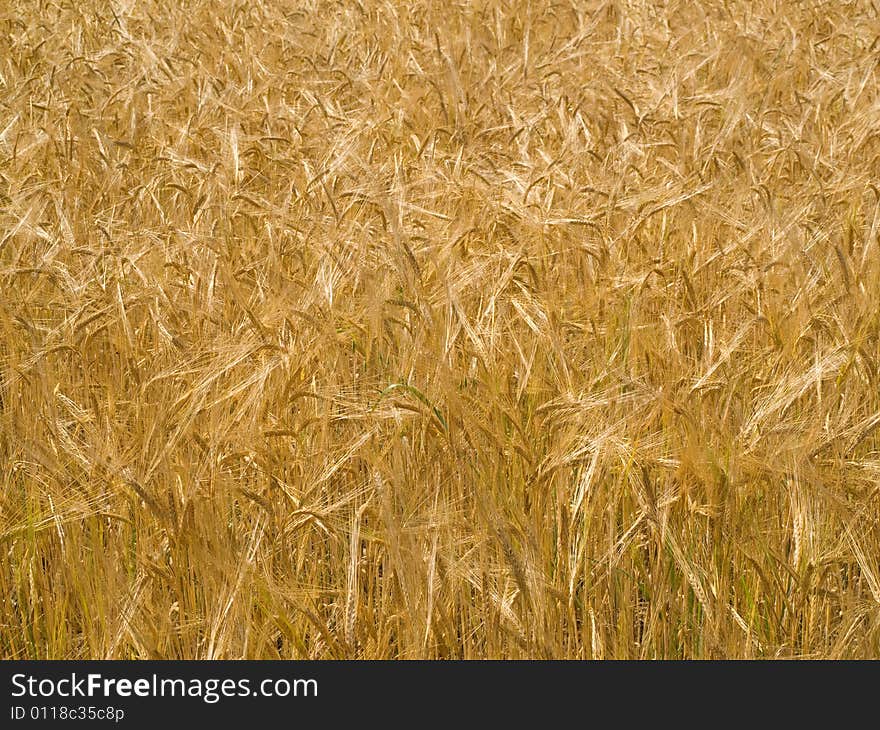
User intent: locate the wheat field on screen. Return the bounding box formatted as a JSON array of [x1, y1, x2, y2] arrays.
[[2, 0, 880, 659]]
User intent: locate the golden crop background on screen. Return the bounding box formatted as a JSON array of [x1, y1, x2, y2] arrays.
[[2, 0, 880, 659]]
